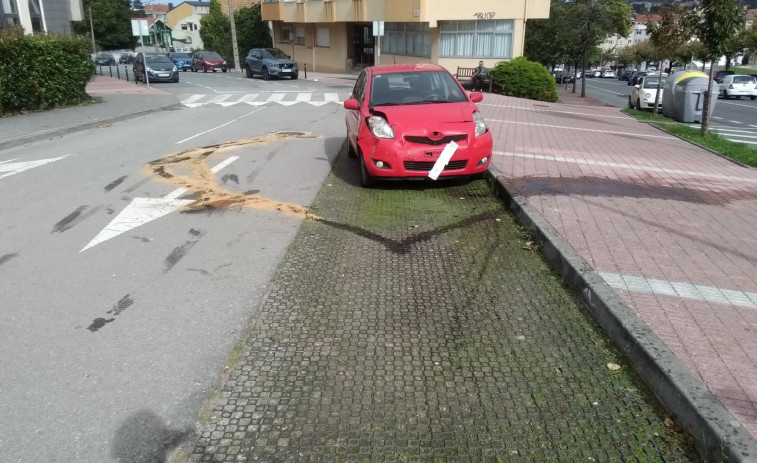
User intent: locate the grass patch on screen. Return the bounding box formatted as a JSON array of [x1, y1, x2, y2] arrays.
[[731, 66, 756, 75], [622, 108, 757, 167]]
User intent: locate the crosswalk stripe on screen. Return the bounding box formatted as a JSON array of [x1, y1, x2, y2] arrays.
[[267, 93, 285, 102], [295, 93, 311, 102], [208, 94, 232, 104], [238, 94, 259, 102], [181, 94, 205, 105], [325, 93, 340, 102]]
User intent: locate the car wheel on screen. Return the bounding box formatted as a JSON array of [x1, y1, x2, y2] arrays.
[[172, 76, 179, 83], [635, 99, 642, 110], [291, 73, 298, 80], [245, 66, 253, 78], [628, 97, 634, 109], [736, 95, 742, 100], [263, 67, 270, 80], [359, 154, 375, 188], [203, 66, 208, 73], [723, 90, 730, 99], [751, 95, 757, 101], [191, 65, 196, 72]]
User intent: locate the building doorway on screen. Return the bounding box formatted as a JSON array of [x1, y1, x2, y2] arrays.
[[349, 24, 374, 69]]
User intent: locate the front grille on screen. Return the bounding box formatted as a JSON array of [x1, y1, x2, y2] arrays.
[[281, 63, 294, 69], [404, 160, 468, 171], [404, 134, 466, 146]]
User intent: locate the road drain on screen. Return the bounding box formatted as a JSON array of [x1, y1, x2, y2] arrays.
[[143, 133, 319, 218]]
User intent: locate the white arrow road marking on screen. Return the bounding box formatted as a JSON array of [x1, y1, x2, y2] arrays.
[[0, 155, 72, 180], [80, 156, 239, 252]]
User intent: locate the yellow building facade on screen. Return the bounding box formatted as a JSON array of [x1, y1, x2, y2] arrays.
[[260, 0, 550, 74]]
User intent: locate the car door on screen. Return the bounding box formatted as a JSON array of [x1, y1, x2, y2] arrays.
[[346, 71, 367, 149], [251, 50, 262, 73]]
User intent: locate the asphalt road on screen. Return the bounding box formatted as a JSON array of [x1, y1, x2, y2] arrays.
[[571, 76, 757, 147], [0, 72, 354, 462]]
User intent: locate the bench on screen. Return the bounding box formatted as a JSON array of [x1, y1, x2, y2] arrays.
[[454, 66, 493, 92]]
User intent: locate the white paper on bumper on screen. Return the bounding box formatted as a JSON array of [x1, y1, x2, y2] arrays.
[[427, 141, 459, 181]]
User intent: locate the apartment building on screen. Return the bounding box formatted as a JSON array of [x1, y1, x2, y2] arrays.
[[259, 0, 550, 74], [1, 0, 83, 35], [166, 0, 209, 51]]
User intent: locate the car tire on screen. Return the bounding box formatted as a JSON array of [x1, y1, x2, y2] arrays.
[[191, 65, 196, 72], [635, 99, 642, 110], [723, 90, 730, 99], [751, 96, 757, 101], [736, 95, 742, 100], [291, 73, 298, 80], [222, 69, 227, 73], [245, 66, 253, 78], [359, 154, 375, 188], [204, 67, 208, 73], [263, 67, 270, 80], [628, 97, 634, 109]]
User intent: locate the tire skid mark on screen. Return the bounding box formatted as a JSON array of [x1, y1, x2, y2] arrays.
[[104, 175, 128, 192], [53, 206, 101, 233], [143, 134, 319, 219], [165, 228, 206, 272], [0, 252, 19, 266], [86, 294, 134, 333]]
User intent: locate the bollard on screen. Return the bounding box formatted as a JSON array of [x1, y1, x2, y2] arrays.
[[109, 65, 113, 78], [304, 63, 307, 80], [116, 65, 120, 79], [125, 67, 130, 82], [98, 64, 102, 75]]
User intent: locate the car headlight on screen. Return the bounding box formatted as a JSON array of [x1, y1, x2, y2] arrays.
[[222, 61, 227, 66], [367, 115, 394, 139], [173, 66, 177, 72], [146, 67, 154, 73], [473, 111, 488, 137]]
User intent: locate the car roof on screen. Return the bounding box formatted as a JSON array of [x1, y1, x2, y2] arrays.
[[368, 64, 447, 75]]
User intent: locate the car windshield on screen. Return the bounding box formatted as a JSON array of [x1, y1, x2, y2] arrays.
[[171, 53, 190, 58], [369, 71, 468, 106], [203, 52, 223, 59], [643, 78, 661, 88], [263, 48, 289, 59], [146, 55, 172, 64], [733, 76, 755, 84]]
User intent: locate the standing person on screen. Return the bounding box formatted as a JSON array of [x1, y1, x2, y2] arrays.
[[472, 61, 488, 91]]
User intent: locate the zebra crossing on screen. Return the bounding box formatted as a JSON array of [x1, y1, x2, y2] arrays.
[[689, 124, 757, 147], [180, 92, 349, 108]]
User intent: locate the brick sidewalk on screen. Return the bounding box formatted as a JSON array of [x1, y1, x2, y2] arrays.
[[479, 92, 757, 446]]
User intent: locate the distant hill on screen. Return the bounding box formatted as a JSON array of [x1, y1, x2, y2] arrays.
[[630, 0, 757, 12]]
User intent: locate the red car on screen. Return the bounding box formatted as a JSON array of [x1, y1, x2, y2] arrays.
[[191, 51, 228, 73], [344, 64, 492, 187]]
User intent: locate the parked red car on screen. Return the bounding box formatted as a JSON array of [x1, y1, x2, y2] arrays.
[[191, 51, 227, 73], [344, 64, 492, 187]]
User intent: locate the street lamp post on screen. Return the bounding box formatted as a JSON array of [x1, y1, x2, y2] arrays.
[[89, 6, 96, 59]]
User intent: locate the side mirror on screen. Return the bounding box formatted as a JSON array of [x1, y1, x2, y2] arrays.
[[343, 98, 359, 110], [469, 92, 484, 103]]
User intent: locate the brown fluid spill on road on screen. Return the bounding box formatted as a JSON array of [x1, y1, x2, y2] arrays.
[[142, 134, 319, 219]]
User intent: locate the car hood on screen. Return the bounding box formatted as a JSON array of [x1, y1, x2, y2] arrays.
[[374, 102, 476, 131], [148, 63, 175, 71], [264, 58, 295, 66], [201, 58, 225, 64], [173, 58, 192, 63]]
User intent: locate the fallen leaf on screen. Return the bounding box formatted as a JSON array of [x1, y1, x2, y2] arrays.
[[664, 416, 675, 428], [495, 218, 502, 222], [97, 123, 112, 128], [607, 363, 621, 371], [522, 240, 536, 251]]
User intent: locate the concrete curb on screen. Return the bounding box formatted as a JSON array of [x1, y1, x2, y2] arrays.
[[486, 165, 757, 463], [0, 103, 182, 150]]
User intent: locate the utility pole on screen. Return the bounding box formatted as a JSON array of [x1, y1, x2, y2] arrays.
[[227, 0, 240, 71], [89, 6, 97, 59]]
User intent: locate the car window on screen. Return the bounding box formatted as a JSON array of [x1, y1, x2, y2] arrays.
[[266, 48, 289, 59], [171, 53, 190, 59], [203, 52, 222, 60], [146, 55, 172, 64], [369, 71, 467, 106], [733, 75, 755, 84], [643, 78, 660, 89], [352, 71, 367, 104]]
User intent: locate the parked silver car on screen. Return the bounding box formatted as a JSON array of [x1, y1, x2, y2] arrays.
[[244, 48, 299, 80]]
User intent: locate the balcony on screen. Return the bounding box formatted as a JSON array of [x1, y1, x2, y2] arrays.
[[261, 0, 297, 22]]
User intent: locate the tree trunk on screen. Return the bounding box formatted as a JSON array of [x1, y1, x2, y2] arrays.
[[581, 51, 587, 98], [701, 61, 713, 136], [724, 54, 731, 71]]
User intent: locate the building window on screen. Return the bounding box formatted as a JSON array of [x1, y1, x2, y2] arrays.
[[1, 0, 20, 29], [181, 23, 188, 30], [280, 25, 291, 42], [382, 22, 431, 58], [316, 26, 329, 47], [295, 26, 305, 45], [439, 20, 513, 59]]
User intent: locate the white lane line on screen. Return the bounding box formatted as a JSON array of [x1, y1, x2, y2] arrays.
[[162, 157, 239, 200], [0, 158, 19, 165], [600, 272, 757, 309], [719, 100, 757, 109], [750, 124, 757, 128], [494, 151, 757, 183], [176, 107, 265, 144], [713, 117, 723, 120], [0, 155, 73, 180], [728, 120, 744, 124], [487, 120, 676, 139]]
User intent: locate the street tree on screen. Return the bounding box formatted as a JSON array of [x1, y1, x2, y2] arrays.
[[524, 0, 573, 70], [234, 5, 272, 58], [689, 0, 744, 135], [200, 0, 232, 62], [130, 0, 145, 18], [75, 0, 134, 50], [647, 4, 692, 113]]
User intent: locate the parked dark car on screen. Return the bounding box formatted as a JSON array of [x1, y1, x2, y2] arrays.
[[191, 51, 227, 72], [620, 69, 637, 81], [168, 52, 193, 72], [133, 52, 179, 83], [244, 48, 299, 80], [95, 53, 116, 66], [714, 70, 735, 84], [119, 53, 134, 64], [628, 71, 648, 86]]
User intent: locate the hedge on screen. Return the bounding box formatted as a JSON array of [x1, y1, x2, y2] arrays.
[[0, 27, 94, 115], [489, 56, 558, 102]]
